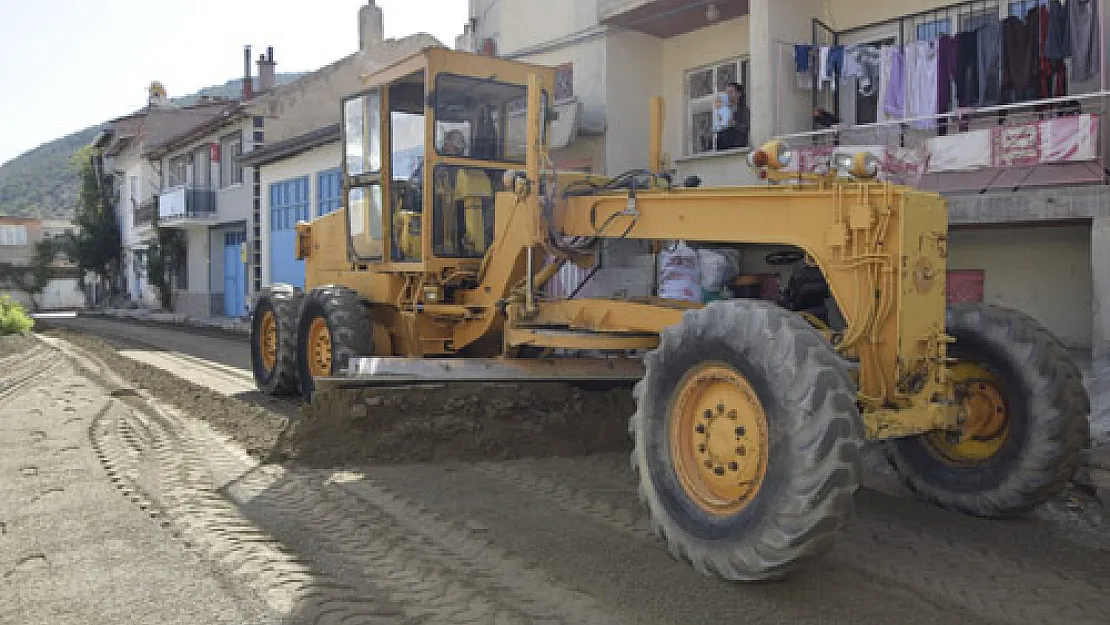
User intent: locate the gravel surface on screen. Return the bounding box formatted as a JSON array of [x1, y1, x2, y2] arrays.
[[0, 333, 35, 359], [24, 317, 1110, 625]]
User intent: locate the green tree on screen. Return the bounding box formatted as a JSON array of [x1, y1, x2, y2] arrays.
[[69, 145, 121, 303], [146, 225, 185, 311], [24, 237, 62, 308]]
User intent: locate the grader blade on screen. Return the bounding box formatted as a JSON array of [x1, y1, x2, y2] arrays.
[[314, 357, 646, 391]]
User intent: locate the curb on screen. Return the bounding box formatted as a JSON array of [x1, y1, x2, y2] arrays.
[[80, 308, 251, 337]]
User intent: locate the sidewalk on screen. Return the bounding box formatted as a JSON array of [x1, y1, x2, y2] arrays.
[[80, 307, 250, 336]]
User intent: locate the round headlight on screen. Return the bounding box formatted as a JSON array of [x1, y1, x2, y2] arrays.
[[851, 152, 880, 178]]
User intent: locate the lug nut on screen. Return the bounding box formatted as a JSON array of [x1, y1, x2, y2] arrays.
[[697, 444, 706, 453], [729, 462, 739, 471], [736, 447, 746, 456], [735, 426, 746, 437], [728, 409, 737, 420], [696, 424, 706, 434], [704, 409, 713, 419], [713, 466, 725, 476], [717, 403, 725, 414]]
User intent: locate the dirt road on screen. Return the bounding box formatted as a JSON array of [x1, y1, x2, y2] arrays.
[[22, 316, 1110, 624]]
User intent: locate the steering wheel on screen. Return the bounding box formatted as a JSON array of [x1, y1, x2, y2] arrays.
[[764, 250, 805, 266]]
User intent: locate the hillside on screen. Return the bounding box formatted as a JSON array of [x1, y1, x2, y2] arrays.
[[0, 73, 304, 219]]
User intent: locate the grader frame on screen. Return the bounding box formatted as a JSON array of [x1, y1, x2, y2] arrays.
[[252, 47, 1089, 581]]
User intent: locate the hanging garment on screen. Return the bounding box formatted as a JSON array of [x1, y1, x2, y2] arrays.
[[1044, 0, 1071, 60], [906, 40, 939, 129], [977, 20, 1002, 106], [1069, 0, 1101, 82], [1030, 5, 1067, 98], [955, 30, 980, 107], [844, 45, 882, 96], [795, 44, 814, 89], [883, 45, 907, 119], [819, 45, 844, 91], [937, 35, 959, 123], [1001, 15, 1037, 101], [878, 45, 894, 121]]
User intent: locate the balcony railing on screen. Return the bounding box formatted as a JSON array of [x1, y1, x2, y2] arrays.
[[774, 91, 1108, 194], [158, 187, 217, 227]]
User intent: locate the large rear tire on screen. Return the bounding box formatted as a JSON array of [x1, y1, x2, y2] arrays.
[[885, 303, 1090, 517], [631, 299, 862, 581], [296, 286, 374, 402], [250, 284, 301, 396]]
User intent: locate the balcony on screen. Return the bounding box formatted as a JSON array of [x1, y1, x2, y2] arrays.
[[599, 0, 749, 38], [158, 187, 218, 228], [774, 94, 1107, 195]]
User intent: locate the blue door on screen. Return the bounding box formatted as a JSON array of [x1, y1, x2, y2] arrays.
[[269, 176, 310, 287], [223, 231, 246, 317]]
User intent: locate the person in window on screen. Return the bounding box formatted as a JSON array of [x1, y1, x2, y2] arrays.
[[715, 82, 750, 150], [441, 129, 468, 156]]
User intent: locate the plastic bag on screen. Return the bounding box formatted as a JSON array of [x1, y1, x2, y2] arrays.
[[658, 242, 702, 302], [697, 248, 742, 292]]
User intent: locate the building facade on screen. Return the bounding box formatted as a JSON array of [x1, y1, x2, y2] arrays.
[[462, 0, 1110, 363]]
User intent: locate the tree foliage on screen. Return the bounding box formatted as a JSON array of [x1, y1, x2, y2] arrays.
[[147, 226, 186, 311], [69, 146, 121, 302]]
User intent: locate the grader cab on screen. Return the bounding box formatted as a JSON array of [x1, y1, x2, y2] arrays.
[[250, 47, 1090, 581]]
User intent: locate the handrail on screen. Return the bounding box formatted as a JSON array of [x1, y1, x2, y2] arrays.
[[779, 90, 1110, 143]]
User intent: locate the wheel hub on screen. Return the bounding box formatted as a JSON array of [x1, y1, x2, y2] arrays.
[[670, 363, 768, 516], [928, 362, 1010, 463], [307, 317, 332, 377], [259, 310, 278, 373]]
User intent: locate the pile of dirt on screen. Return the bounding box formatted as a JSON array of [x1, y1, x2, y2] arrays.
[[0, 333, 35, 359], [43, 328, 638, 467], [288, 383, 636, 467]]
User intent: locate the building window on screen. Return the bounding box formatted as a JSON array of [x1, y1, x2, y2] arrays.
[[220, 132, 244, 187], [129, 176, 139, 205], [269, 177, 310, 232], [0, 224, 28, 246], [685, 57, 749, 155], [1008, 0, 1046, 17], [915, 18, 951, 40], [167, 155, 188, 188], [317, 168, 342, 216], [192, 146, 211, 189]]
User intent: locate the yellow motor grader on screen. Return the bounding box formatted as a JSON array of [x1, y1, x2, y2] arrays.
[[250, 47, 1090, 581]]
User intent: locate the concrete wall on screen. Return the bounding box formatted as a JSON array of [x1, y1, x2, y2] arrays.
[[605, 30, 663, 174], [1094, 218, 1110, 364], [497, 0, 598, 56], [178, 227, 211, 317], [259, 142, 342, 288], [948, 225, 1093, 350], [749, 0, 820, 144]]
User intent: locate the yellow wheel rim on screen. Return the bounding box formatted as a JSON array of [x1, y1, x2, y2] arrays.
[[926, 362, 1010, 463], [307, 317, 332, 378], [670, 362, 769, 516], [259, 310, 278, 373]]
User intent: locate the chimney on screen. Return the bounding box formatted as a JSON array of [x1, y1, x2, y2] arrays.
[[257, 47, 276, 94], [359, 1, 384, 51], [242, 45, 253, 101]]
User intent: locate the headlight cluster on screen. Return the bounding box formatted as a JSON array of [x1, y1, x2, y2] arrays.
[[748, 140, 880, 180]]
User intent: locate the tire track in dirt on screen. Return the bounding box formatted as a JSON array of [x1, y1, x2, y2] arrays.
[[470, 458, 1110, 625], [0, 343, 66, 406], [66, 333, 627, 625]]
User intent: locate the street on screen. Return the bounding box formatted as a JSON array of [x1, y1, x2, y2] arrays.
[[3, 315, 1110, 624]]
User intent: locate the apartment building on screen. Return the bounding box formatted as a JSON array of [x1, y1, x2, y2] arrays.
[[461, 0, 1109, 362]]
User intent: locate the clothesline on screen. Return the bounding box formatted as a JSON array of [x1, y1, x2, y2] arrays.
[[788, 0, 1101, 129]]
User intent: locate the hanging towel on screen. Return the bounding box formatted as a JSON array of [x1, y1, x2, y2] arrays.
[[794, 44, 812, 72], [1044, 0, 1071, 60], [1069, 0, 1101, 82], [878, 45, 894, 122], [883, 45, 907, 120], [977, 20, 1002, 106], [843, 45, 882, 96], [906, 40, 939, 129], [1001, 15, 1037, 93]]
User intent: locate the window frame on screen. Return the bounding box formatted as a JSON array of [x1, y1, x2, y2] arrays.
[[683, 56, 750, 157], [167, 155, 188, 189], [220, 131, 244, 188], [316, 168, 343, 217]]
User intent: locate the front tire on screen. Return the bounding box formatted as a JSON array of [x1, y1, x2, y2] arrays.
[[631, 299, 862, 581], [296, 286, 374, 402], [250, 284, 301, 396], [885, 303, 1090, 517]]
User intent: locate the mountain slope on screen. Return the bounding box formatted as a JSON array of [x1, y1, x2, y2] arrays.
[[0, 73, 304, 219]]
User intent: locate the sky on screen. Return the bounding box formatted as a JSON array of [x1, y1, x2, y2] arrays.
[[0, 0, 468, 166]]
